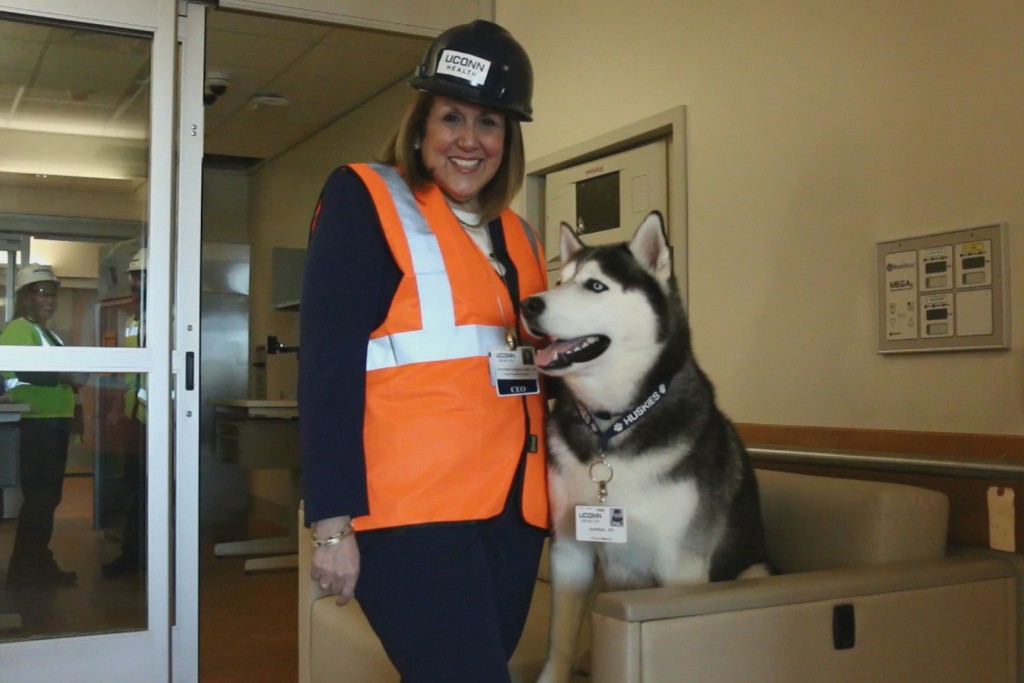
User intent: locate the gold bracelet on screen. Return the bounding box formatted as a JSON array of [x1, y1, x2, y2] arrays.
[[311, 521, 354, 548]]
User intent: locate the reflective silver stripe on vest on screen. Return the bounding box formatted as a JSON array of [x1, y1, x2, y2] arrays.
[[365, 163, 505, 371], [371, 164, 455, 331], [366, 325, 507, 370]]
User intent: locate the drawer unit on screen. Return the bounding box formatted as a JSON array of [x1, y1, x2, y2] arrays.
[[215, 418, 299, 469]]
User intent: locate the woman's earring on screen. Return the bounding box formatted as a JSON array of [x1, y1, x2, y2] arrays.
[[413, 136, 421, 151]]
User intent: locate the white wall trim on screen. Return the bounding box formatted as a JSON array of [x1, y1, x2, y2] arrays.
[[524, 106, 688, 299]]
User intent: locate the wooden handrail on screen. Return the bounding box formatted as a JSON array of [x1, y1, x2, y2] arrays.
[[750, 446, 1024, 479]]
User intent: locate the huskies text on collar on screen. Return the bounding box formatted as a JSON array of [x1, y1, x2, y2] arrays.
[[575, 380, 671, 449]]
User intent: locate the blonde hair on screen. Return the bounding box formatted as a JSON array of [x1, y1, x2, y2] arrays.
[[379, 92, 525, 224]]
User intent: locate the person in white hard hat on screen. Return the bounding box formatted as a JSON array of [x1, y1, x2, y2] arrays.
[[103, 248, 148, 577], [0, 263, 78, 588], [124, 248, 146, 351]]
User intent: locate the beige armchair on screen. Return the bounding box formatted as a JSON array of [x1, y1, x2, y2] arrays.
[[299, 469, 1017, 682]]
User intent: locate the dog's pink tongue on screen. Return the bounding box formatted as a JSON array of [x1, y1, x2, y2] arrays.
[[535, 339, 578, 368]]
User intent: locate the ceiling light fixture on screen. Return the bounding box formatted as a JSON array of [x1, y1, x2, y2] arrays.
[[248, 94, 290, 110]]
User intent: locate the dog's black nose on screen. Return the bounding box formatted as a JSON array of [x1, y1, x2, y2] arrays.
[[521, 296, 545, 320]]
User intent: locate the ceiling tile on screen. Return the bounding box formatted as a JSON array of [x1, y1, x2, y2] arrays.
[[1, 7, 434, 174], [207, 9, 333, 42], [206, 28, 313, 74]]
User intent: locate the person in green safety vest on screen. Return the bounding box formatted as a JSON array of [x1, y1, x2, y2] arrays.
[[1, 263, 79, 589], [103, 248, 147, 577]]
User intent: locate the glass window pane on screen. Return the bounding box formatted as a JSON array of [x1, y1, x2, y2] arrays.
[[0, 368, 148, 641], [0, 10, 152, 642], [1, 15, 150, 348]]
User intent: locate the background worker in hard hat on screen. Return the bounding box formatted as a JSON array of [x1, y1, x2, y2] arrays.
[[102, 248, 147, 577], [0, 263, 79, 588], [300, 20, 549, 682]]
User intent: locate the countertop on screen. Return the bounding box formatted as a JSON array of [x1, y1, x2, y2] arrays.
[[210, 399, 298, 419], [0, 403, 30, 423]]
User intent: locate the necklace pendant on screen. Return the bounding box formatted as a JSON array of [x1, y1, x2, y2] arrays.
[[505, 327, 518, 349]]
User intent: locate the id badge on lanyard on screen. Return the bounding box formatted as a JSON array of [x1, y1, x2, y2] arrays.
[[487, 345, 540, 397]]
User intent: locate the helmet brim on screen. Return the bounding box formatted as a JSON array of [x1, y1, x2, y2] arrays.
[[408, 76, 533, 122]]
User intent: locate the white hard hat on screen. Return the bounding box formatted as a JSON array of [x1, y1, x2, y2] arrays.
[[15, 263, 59, 291], [127, 248, 148, 273]]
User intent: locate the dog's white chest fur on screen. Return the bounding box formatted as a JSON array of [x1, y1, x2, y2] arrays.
[[547, 430, 710, 586]]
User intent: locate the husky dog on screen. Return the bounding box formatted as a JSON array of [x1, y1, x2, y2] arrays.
[[521, 212, 771, 683]]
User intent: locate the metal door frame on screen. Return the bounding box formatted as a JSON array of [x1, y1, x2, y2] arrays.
[[0, 1, 199, 681]]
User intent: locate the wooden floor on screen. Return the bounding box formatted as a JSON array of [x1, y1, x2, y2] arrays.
[[0, 474, 297, 682], [199, 529, 297, 683]]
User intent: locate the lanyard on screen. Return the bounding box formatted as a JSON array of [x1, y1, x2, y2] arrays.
[[575, 380, 672, 503], [486, 218, 521, 319], [485, 217, 523, 349]]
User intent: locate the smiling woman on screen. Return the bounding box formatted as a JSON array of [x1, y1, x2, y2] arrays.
[[298, 19, 551, 682]]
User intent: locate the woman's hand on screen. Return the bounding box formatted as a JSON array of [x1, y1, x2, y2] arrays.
[[310, 517, 360, 606]]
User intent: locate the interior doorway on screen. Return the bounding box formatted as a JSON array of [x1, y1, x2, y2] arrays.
[[194, 7, 431, 681], [0, 4, 432, 679]]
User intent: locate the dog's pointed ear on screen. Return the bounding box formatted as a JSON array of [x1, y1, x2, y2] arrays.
[[559, 222, 585, 265], [629, 211, 671, 281]]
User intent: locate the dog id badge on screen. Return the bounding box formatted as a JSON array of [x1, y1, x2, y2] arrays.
[[488, 346, 540, 396], [575, 505, 627, 543]]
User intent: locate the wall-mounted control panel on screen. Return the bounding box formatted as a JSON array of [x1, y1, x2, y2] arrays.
[[877, 223, 1009, 353]]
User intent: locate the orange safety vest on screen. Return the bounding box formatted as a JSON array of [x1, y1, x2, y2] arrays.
[[348, 163, 549, 532]]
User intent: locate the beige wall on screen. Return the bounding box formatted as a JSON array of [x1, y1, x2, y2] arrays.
[[246, 83, 414, 511], [249, 82, 414, 402], [248, 1, 1023, 439], [203, 169, 251, 244], [499, 0, 1023, 436]]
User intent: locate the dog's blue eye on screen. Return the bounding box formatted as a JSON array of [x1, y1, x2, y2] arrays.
[[584, 279, 607, 292]]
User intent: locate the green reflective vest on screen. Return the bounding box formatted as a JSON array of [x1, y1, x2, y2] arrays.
[[0, 317, 75, 418], [123, 315, 147, 424]]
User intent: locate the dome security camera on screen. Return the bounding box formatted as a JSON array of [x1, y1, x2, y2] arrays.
[[204, 72, 230, 105]]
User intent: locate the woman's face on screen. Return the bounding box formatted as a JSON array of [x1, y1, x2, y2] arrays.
[[421, 95, 506, 211], [26, 281, 58, 322]]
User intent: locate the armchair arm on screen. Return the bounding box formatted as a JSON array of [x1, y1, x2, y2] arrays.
[[298, 506, 331, 683], [590, 556, 1015, 683], [299, 506, 398, 683], [594, 555, 1011, 622]]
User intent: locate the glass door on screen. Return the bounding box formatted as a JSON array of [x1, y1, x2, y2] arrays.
[[0, 1, 195, 681]]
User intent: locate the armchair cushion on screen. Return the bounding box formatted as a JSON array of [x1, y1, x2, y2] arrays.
[[756, 469, 949, 571]]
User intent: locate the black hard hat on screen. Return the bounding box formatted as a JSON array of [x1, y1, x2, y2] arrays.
[[408, 20, 534, 122]]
